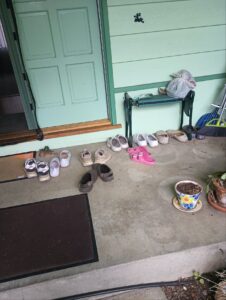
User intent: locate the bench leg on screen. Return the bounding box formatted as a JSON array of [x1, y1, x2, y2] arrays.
[[180, 101, 185, 129], [180, 91, 195, 129], [124, 93, 134, 147]]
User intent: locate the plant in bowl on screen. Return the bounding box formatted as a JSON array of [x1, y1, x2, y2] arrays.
[[207, 171, 226, 208], [175, 180, 202, 210]]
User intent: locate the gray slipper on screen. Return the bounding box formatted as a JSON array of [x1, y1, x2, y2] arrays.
[[79, 169, 98, 193]]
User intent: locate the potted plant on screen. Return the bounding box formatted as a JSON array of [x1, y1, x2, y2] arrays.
[[175, 180, 202, 209], [207, 172, 226, 208]]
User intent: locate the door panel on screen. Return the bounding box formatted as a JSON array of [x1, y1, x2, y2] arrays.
[[58, 8, 92, 57], [17, 11, 55, 60], [13, 0, 108, 127], [67, 63, 98, 103], [29, 67, 64, 107]]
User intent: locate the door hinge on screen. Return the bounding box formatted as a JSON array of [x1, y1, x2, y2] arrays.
[[13, 31, 18, 41], [30, 103, 34, 111], [22, 72, 28, 81], [5, 0, 12, 9]]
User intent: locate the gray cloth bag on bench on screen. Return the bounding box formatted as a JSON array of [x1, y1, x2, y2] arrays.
[[166, 69, 196, 99]]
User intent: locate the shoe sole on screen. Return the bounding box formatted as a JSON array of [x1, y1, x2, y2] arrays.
[[25, 171, 37, 178], [39, 174, 50, 182], [81, 161, 93, 167]]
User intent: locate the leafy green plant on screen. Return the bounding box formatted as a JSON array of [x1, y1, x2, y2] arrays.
[[193, 270, 226, 296]]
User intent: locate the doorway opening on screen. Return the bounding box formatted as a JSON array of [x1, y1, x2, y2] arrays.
[[0, 19, 28, 134]]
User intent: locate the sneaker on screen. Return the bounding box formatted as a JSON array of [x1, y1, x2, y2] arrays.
[[50, 157, 60, 177], [80, 149, 93, 167], [145, 134, 158, 147], [133, 134, 147, 147], [106, 137, 121, 152], [115, 134, 129, 149], [94, 148, 111, 164], [60, 150, 71, 167], [24, 158, 37, 178], [37, 161, 50, 182]]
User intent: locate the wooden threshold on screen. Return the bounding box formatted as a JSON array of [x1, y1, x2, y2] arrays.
[[0, 130, 38, 146], [0, 119, 121, 146], [42, 119, 121, 139]]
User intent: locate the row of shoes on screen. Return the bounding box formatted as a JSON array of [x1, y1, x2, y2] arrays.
[[80, 148, 111, 166], [24, 150, 71, 181], [106, 135, 129, 152], [79, 163, 113, 193], [133, 130, 188, 147]]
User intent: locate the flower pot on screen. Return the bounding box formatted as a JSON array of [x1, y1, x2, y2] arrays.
[[212, 178, 226, 207], [175, 180, 202, 210]]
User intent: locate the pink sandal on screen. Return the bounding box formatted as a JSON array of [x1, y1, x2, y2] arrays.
[[128, 146, 155, 165]]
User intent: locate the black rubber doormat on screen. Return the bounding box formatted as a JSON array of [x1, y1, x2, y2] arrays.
[[0, 194, 98, 282]]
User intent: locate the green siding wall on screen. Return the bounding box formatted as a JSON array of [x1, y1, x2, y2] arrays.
[[109, 0, 226, 133], [108, 0, 226, 88], [1, 0, 226, 156]]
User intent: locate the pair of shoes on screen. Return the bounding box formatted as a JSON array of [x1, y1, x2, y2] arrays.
[[25, 150, 71, 180], [106, 135, 129, 152], [127, 146, 155, 165], [155, 130, 188, 144], [24, 159, 50, 181], [49, 150, 72, 177], [182, 125, 205, 141], [79, 163, 113, 193], [165, 130, 188, 143], [133, 134, 158, 147], [80, 148, 111, 167]]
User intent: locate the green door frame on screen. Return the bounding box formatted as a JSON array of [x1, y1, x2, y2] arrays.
[[0, 0, 39, 130], [98, 0, 117, 125], [0, 0, 117, 128]]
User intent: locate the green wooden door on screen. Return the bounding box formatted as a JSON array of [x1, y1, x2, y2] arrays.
[[13, 0, 108, 127]]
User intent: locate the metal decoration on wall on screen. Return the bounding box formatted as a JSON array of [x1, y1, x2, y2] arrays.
[[134, 13, 144, 23]]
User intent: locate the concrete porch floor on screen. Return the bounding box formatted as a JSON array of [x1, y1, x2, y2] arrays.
[[0, 137, 226, 299]]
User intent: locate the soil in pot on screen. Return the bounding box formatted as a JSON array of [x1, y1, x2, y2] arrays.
[[177, 182, 201, 195]]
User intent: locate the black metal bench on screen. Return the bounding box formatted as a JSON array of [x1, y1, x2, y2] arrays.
[[124, 90, 195, 146]]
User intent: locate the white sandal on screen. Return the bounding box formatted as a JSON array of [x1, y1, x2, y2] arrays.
[[60, 150, 71, 167], [50, 157, 60, 177], [115, 134, 129, 149], [106, 137, 121, 152]]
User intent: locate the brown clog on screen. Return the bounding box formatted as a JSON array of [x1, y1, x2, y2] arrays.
[[92, 163, 113, 182], [79, 169, 98, 193]]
